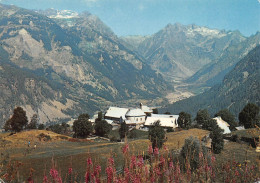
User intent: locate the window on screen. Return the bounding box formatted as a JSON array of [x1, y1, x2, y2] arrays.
[[136, 118, 138, 121]]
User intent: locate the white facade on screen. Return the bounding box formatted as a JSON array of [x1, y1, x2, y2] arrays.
[[213, 116, 231, 134], [145, 114, 179, 129], [104, 107, 129, 121], [125, 109, 146, 126], [103, 105, 179, 129]]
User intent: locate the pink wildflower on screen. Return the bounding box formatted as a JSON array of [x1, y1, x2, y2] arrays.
[[68, 167, 72, 174], [154, 147, 159, 156], [169, 161, 174, 170], [43, 175, 48, 183], [130, 156, 137, 169], [94, 165, 101, 175], [124, 167, 130, 182], [122, 144, 129, 154], [148, 145, 153, 155], [106, 166, 114, 183], [87, 157, 93, 166], [159, 156, 165, 167], [50, 168, 59, 180], [137, 156, 144, 168], [108, 157, 114, 166], [85, 172, 90, 183]]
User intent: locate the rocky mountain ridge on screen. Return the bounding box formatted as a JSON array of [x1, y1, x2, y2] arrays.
[[0, 4, 169, 126], [122, 23, 247, 81], [162, 45, 260, 117]]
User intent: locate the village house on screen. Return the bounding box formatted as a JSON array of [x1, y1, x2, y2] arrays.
[[104, 107, 129, 124], [125, 109, 146, 129], [102, 104, 179, 130], [213, 116, 231, 134], [144, 114, 179, 129]]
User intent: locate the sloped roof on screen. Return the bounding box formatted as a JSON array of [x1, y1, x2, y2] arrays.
[[105, 107, 129, 119], [213, 116, 231, 134], [145, 116, 178, 128], [141, 105, 153, 113], [126, 109, 146, 117]]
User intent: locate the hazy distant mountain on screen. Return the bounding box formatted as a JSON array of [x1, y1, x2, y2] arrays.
[[0, 4, 169, 126], [162, 45, 260, 117], [120, 35, 150, 52], [187, 32, 260, 87], [126, 23, 246, 80]]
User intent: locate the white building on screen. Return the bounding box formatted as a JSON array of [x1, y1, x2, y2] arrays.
[[125, 109, 146, 128], [103, 105, 179, 130], [140, 103, 153, 115], [145, 114, 179, 129], [104, 107, 129, 122], [213, 116, 231, 134]]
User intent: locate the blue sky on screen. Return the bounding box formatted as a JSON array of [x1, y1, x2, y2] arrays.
[[1, 0, 259, 37]]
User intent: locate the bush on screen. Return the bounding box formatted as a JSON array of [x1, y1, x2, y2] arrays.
[[37, 133, 51, 141], [109, 135, 119, 142], [38, 124, 45, 130], [128, 129, 137, 139], [180, 136, 209, 171]]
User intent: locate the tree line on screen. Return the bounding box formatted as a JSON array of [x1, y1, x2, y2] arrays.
[[3, 103, 259, 155]]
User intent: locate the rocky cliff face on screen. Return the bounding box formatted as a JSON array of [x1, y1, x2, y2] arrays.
[[126, 23, 246, 80], [0, 4, 170, 126]]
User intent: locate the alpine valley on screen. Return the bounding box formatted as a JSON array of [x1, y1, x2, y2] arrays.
[[0, 4, 259, 126]]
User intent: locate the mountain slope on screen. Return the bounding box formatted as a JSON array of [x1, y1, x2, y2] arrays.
[[162, 45, 260, 117], [133, 23, 245, 80], [187, 32, 260, 87], [0, 4, 170, 126]]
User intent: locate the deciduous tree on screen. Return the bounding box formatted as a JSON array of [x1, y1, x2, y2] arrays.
[[73, 114, 93, 138], [195, 109, 210, 126], [177, 111, 192, 129], [8, 107, 28, 132], [148, 121, 166, 149], [210, 127, 224, 154], [239, 103, 260, 129], [27, 114, 38, 129], [95, 119, 112, 137]]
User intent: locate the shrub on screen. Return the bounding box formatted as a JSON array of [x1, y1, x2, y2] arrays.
[[128, 129, 137, 139], [180, 136, 209, 171], [37, 133, 51, 141]]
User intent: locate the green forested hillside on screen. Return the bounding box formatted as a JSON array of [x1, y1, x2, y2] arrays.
[[162, 45, 260, 118]]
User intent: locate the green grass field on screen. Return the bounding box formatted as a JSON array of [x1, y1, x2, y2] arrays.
[[1, 128, 259, 182]]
